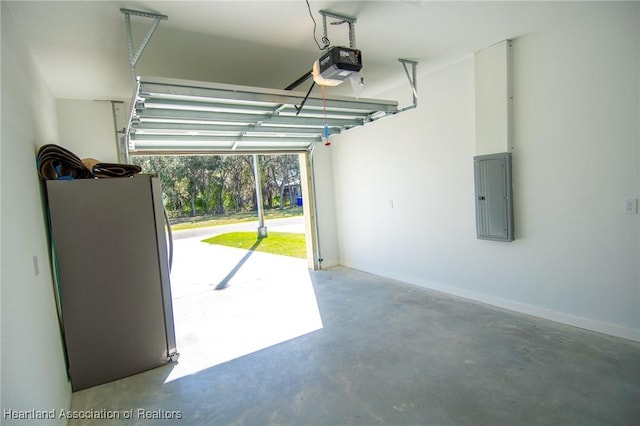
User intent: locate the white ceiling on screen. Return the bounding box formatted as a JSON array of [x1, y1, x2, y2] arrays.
[[6, 1, 609, 102]]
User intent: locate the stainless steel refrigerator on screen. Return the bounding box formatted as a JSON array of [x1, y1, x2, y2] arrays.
[[46, 174, 177, 391]]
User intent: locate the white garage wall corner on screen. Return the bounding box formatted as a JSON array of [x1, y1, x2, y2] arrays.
[[331, 56, 477, 286], [311, 144, 339, 268], [330, 3, 640, 342], [1, 4, 72, 424], [56, 99, 119, 162]]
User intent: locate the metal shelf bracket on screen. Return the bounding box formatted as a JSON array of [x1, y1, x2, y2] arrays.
[[398, 58, 418, 111], [120, 8, 168, 80]]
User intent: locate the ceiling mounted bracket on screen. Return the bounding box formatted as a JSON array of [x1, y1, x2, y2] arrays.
[[120, 8, 168, 80], [398, 59, 418, 111], [319, 10, 357, 48]]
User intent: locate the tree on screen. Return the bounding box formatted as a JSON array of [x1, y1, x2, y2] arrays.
[[263, 154, 300, 209], [131, 153, 300, 218], [221, 156, 254, 213]]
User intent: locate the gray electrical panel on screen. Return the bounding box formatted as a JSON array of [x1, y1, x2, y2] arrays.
[[474, 152, 514, 241]]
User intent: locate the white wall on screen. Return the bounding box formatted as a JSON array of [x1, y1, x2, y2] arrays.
[[56, 100, 119, 162], [1, 4, 72, 424], [310, 145, 339, 268], [328, 3, 640, 341]]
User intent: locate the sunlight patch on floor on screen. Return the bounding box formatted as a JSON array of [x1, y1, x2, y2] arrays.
[[165, 238, 323, 382]]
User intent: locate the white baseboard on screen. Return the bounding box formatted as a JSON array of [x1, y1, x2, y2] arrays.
[[340, 262, 640, 343]]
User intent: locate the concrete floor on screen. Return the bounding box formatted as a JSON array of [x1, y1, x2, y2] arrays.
[[69, 263, 640, 426]]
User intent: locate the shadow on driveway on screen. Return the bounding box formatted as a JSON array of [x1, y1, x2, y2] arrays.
[[215, 238, 264, 290]]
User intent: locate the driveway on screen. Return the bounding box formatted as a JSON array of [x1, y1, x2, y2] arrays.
[[166, 214, 319, 380], [172, 216, 305, 240]]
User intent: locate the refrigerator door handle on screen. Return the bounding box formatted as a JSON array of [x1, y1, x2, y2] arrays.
[[163, 204, 173, 272]]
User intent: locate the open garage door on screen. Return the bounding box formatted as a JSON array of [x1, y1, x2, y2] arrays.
[[125, 76, 399, 155]]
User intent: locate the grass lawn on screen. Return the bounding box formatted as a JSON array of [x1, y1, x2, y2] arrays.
[[202, 231, 306, 258]]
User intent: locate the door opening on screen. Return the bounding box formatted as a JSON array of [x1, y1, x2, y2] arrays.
[[130, 153, 323, 380]]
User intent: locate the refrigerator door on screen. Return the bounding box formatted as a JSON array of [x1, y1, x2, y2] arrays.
[[150, 176, 177, 358], [47, 175, 176, 391]]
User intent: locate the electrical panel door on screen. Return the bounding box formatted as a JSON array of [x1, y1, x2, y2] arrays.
[[474, 152, 514, 241]]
